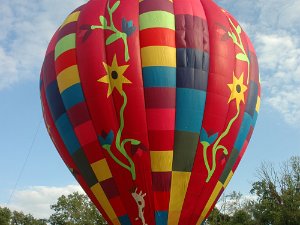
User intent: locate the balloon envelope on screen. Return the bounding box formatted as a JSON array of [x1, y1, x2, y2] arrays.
[[40, 0, 260, 224]]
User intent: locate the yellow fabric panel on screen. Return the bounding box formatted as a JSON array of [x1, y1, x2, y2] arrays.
[[91, 159, 113, 182], [150, 151, 173, 172], [57, 65, 80, 93], [223, 170, 234, 188], [141, 46, 176, 67], [91, 183, 120, 225], [168, 172, 191, 225], [60, 11, 80, 29], [168, 211, 181, 225], [256, 96, 261, 112], [196, 181, 223, 224]]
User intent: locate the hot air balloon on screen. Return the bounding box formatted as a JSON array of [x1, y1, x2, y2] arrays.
[[40, 0, 260, 224]]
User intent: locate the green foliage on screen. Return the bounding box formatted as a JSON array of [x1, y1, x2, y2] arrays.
[[0, 207, 11, 225], [207, 191, 254, 225], [49, 192, 107, 225], [207, 156, 300, 225], [207, 208, 230, 225], [10, 211, 46, 225], [230, 210, 254, 225], [249, 156, 300, 225], [0, 207, 46, 225]]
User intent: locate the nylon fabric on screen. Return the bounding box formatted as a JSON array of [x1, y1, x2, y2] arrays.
[[40, 0, 261, 224]]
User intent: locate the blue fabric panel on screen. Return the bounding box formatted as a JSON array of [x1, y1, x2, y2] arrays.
[[46, 81, 66, 121], [175, 88, 206, 133], [61, 83, 85, 110], [55, 113, 81, 155], [234, 113, 252, 151], [142, 66, 176, 88], [176, 48, 209, 70], [176, 67, 208, 91], [155, 211, 168, 225], [176, 48, 209, 91], [245, 81, 258, 117], [252, 111, 258, 127], [118, 215, 132, 225]]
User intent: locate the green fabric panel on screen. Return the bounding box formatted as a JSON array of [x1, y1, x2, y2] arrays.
[[172, 131, 199, 172], [219, 148, 239, 184], [139, 11, 175, 31], [55, 33, 76, 60]]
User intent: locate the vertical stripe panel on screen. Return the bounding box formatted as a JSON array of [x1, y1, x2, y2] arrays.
[[139, 1, 176, 224], [168, 0, 210, 224], [52, 10, 122, 225], [168, 172, 191, 224]]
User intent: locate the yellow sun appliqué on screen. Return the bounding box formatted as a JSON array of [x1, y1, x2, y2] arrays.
[[227, 73, 247, 108], [98, 55, 131, 97]]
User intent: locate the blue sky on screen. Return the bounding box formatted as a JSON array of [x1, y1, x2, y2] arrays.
[[0, 0, 299, 219]]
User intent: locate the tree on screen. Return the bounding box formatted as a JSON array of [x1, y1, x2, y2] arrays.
[[10, 211, 47, 225], [49, 192, 107, 225], [230, 209, 254, 225], [206, 208, 230, 225], [0, 207, 11, 225], [0, 206, 46, 225], [249, 156, 300, 225], [207, 191, 254, 225], [207, 156, 300, 225]]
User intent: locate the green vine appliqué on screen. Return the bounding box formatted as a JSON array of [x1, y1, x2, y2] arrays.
[[201, 73, 247, 183], [91, 0, 136, 62], [227, 18, 250, 84], [200, 18, 251, 183], [98, 56, 140, 180], [100, 92, 140, 180], [200, 109, 239, 183]]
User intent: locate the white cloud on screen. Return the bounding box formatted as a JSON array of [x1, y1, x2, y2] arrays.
[[255, 33, 300, 125], [217, 0, 300, 125], [1, 0, 300, 125], [3, 185, 84, 219], [0, 0, 86, 90], [216, 193, 257, 215], [256, 0, 300, 32]]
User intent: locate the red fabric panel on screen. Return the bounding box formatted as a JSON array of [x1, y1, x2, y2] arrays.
[[67, 102, 90, 127], [178, 0, 250, 224], [55, 49, 77, 74], [153, 191, 170, 211], [144, 88, 176, 108], [140, 28, 176, 48], [174, 0, 206, 19], [110, 196, 127, 217], [76, 1, 155, 224], [74, 121, 98, 146], [81, 140, 103, 164], [148, 130, 174, 151], [146, 109, 175, 131]]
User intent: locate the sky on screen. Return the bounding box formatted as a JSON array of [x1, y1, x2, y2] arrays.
[[0, 0, 300, 220]]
